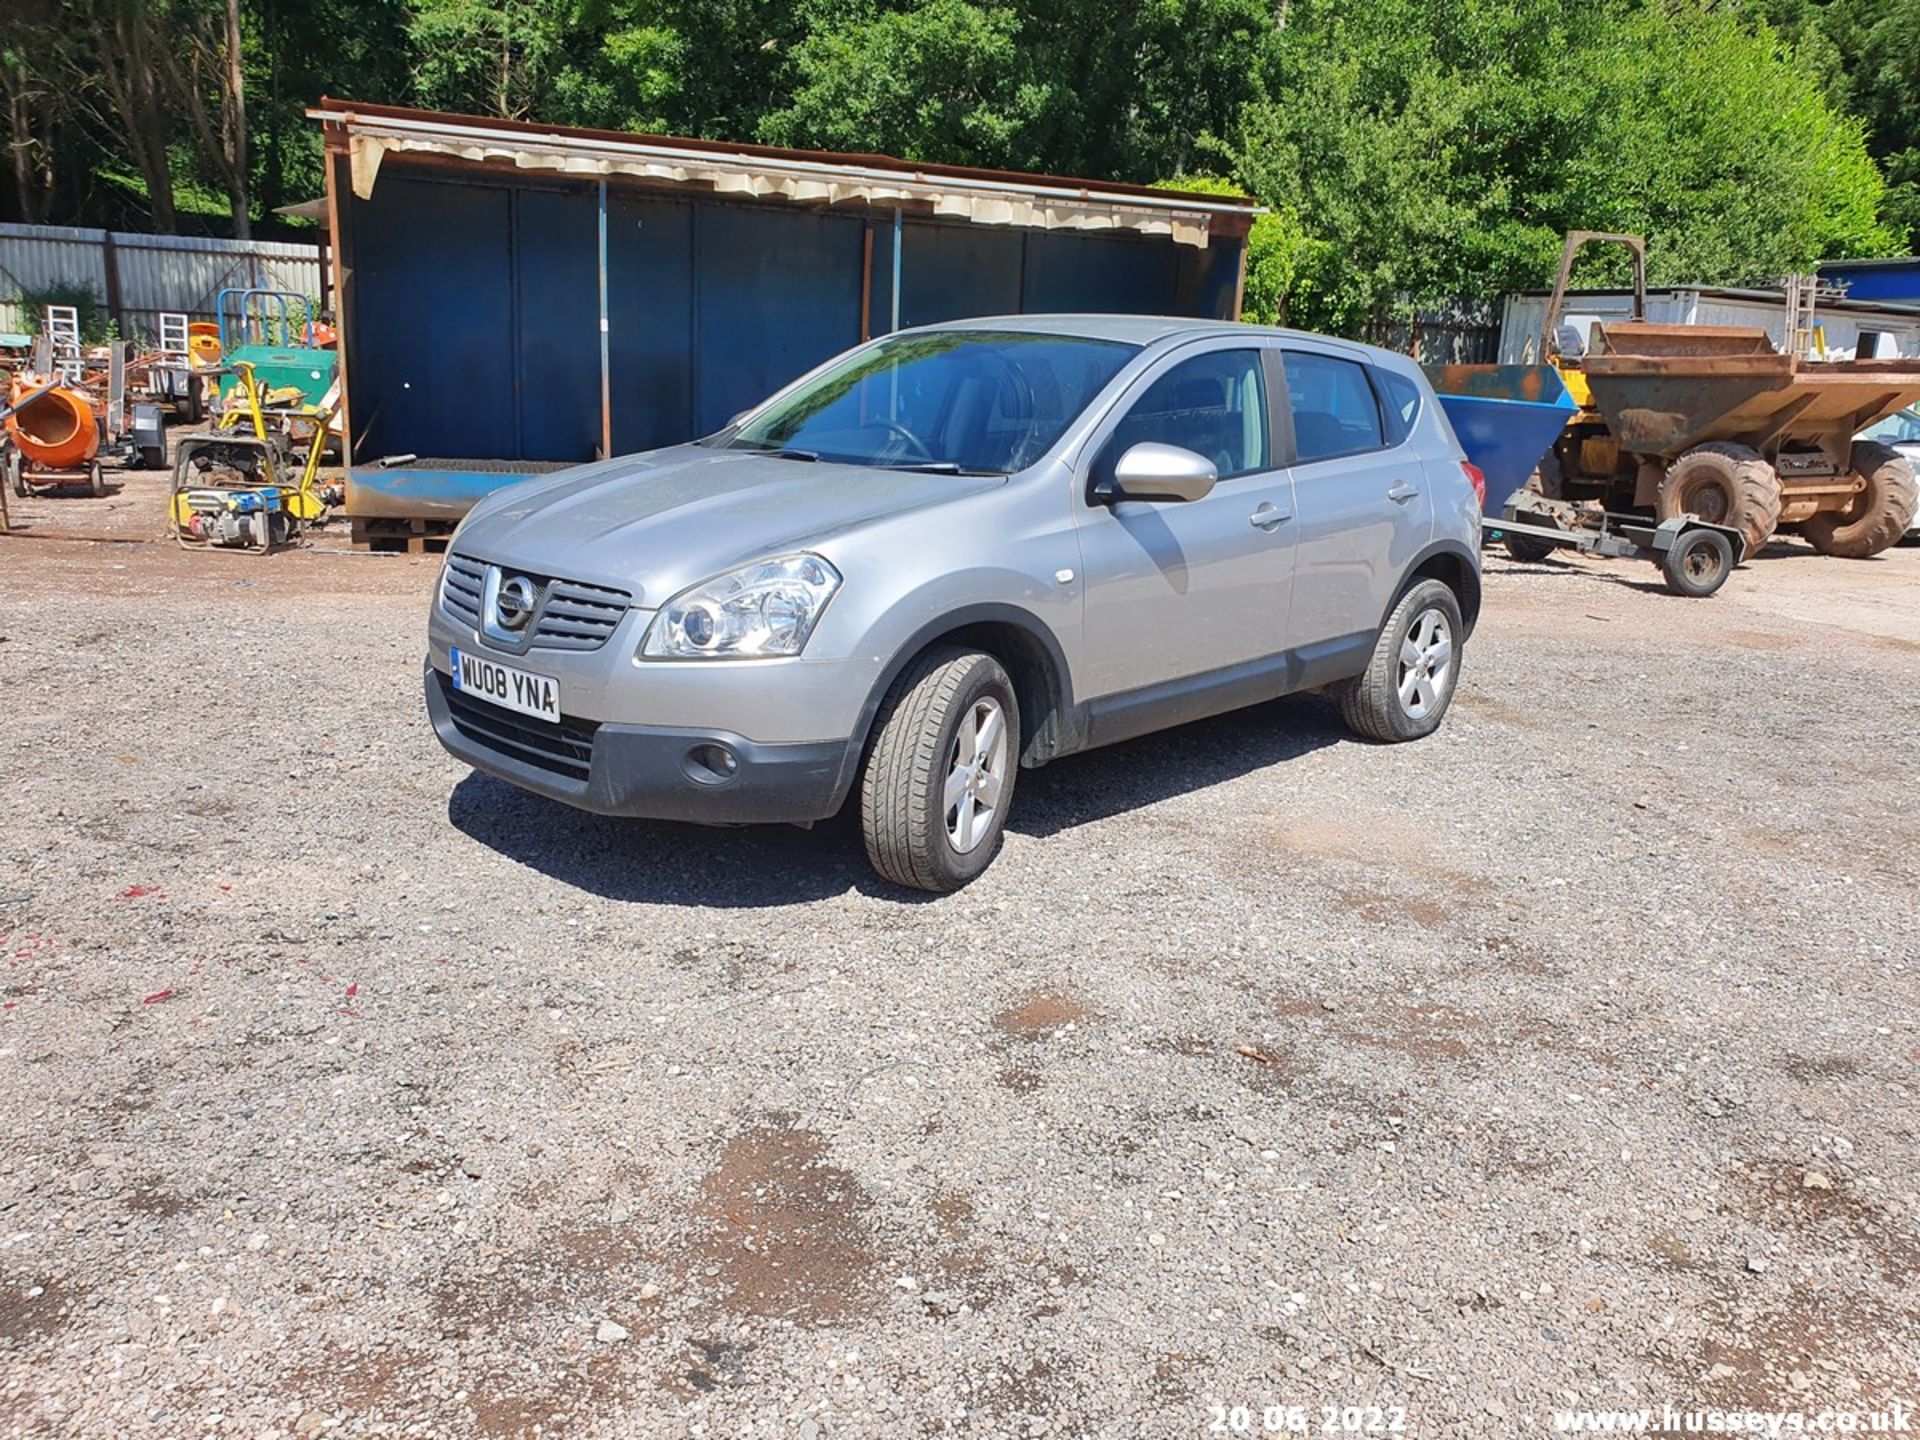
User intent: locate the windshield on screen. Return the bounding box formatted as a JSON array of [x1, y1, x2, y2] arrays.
[[725, 330, 1136, 473], [1862, 406, 1920, 445]]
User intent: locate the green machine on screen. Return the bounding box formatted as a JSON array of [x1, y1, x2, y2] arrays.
[[214, 288, 336, 410]]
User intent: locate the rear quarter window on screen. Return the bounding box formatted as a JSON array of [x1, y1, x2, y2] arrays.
[[1371, 367, 1423, 447]]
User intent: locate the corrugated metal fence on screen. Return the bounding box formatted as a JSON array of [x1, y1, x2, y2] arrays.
[[0, 223, 321, 342], [1364, 299, 1501, 366]]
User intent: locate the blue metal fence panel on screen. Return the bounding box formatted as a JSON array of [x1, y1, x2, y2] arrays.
[[867, 220, 1025, 331], [607, 193, 696, 453], [692, 204, 864, 432], [1192, 239, 1243, 320], [1022, 231, 1179, 314], [340, 165, 1247, 515], [350, 176, 516, 461]]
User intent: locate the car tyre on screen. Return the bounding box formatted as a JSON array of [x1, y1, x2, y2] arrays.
[[860, 646, 1019, 893], [1660, 527, 1734, 597], [1338, 579, 1464, 743]]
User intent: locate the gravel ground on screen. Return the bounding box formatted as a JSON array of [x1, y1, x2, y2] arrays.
[[2, 471, 1917, 1439]]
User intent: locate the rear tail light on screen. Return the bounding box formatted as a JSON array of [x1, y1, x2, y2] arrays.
[[1462, 461, 1487, 507]]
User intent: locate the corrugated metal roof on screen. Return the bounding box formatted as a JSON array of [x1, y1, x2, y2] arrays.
[[308, 99, 1257, 250]]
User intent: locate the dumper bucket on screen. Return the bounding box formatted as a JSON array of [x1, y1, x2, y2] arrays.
[[1425, 364, 1577, 511], [1589, 322, 1779, 360]]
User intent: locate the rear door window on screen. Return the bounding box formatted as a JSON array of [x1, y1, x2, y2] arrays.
[[1282, 351, 1384, 463]]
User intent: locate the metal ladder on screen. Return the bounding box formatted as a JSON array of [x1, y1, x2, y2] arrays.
[[158, 311, 190, 363], [44, 304, 83, 384]]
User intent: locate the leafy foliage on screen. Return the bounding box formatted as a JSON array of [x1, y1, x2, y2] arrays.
[[0, 0, 1910, 336], [1233, 0, 1895, 334]]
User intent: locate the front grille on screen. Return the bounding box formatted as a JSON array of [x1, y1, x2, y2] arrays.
[[439, 553, 631, 652], [441, 554, 486, 628], [534, 578, 629, 650], [437, 670, 598, 782]]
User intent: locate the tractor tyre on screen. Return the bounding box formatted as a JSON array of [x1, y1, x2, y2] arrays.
[[1657, 443, 1781, 557], [1801, 441, 1917, 560]]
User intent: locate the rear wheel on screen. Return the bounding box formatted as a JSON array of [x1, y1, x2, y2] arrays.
[[860, 647, 1019, 892], [1657, 443, 1781, 556], [6, 449, 23, 498], [1338, 579, 1464, 743], [1660, 528, 1734, 597], [1502, 453, 1564, 562], [88, 460, 105, 497], [1502, 517, 1561, 565], [1801, 441, 1917, 559]]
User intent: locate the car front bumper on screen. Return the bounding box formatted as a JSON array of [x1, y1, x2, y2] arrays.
[[424, 661, 856, 824]]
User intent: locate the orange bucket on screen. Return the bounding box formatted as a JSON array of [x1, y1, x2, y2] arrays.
[[7, 382, 100, 469]]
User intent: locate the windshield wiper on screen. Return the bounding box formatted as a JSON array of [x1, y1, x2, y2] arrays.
[[730, 440, 819, 461], [882, 461, 1005, 476]]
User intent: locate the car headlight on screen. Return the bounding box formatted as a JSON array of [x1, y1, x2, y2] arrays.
[[641, 553, 841, 660]]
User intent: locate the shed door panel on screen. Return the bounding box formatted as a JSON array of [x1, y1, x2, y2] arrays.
[[608, 195, 695, 454], [513, 188, 602, 462], [694, 206, 864, 432], [350, 175, 515, 460]]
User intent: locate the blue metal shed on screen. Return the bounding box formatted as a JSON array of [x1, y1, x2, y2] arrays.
[[309, 101, 1258, 524], [1820, 257, 1920, 305]]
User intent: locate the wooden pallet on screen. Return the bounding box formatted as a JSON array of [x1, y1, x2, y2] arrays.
[[350, 516, 455, 555]]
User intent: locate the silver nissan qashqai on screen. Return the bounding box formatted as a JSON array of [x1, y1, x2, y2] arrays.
[[426, 316, 1484, 891]]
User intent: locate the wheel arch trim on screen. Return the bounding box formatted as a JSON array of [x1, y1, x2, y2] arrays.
[[833, 603, 1079, 809], [1387, 539, 1483, 638]]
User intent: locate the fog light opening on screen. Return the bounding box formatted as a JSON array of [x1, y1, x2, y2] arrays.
[[685, 743, 740, 785]]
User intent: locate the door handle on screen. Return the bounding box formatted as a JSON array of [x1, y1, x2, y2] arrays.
[[1387, 481, 1420, 504], [1249, 503, 1289, 530]]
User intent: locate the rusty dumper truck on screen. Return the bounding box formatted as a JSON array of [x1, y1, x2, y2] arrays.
[[1503, 233, 1920, 565]]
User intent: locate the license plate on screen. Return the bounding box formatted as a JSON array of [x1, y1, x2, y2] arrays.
[[451, 648, 561, 724]]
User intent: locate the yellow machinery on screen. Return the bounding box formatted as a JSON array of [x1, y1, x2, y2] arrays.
[[170, 361, 338, 553]]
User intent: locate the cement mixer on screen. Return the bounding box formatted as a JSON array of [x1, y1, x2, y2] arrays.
[[5, 375, 105, 497]]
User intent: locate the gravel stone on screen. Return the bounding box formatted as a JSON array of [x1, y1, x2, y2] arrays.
[[2, 484, 1918, 1435]]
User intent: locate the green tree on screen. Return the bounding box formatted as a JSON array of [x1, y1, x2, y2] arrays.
[[1821, 0, 1920, 247], [1232, 0, 1895, 336], [406, 0, 577, 120], [760, 0, 1271, 179], [760, 0, 1037, 166]]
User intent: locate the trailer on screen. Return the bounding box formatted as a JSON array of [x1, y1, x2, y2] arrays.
[[1427, 360, 1747, 597]]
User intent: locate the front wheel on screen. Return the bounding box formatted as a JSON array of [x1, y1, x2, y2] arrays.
[[1338, 579, 1465, 743], [860, 647, 1019, 892], [7, 449, 24, 498], [88, 460, 106, 497], [1656, 443, 1781, 556]]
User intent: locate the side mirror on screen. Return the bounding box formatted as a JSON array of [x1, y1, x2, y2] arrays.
[[1104, 442, 1218, 503]]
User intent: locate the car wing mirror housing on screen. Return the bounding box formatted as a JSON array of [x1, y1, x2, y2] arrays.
[[1103, 442, 1218, 503]]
